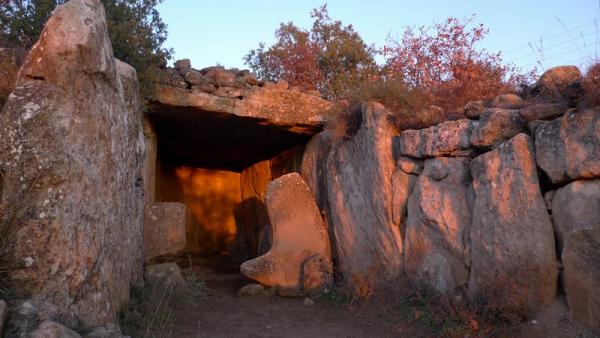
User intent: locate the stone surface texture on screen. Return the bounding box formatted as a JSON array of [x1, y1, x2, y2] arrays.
[[144, 202, 188, 262], [397, 119, 475, 158], [404, 157, 473, 295], [470, 109, 525, 148], [534, 109, 600, 184], [0, 0, 144, 325], [325, 102, 403, 292], [468, 134, 557, 313], [240, 173, 333, 297]]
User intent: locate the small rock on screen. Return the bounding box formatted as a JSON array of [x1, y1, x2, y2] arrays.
[[492, 94, 526, 109], [303, 298, 315, 306], [238, 284, 265, 297], [145, 263, 186, 294]]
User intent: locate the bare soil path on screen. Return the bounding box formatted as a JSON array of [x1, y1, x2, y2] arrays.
[[157, 255, 593, 338]]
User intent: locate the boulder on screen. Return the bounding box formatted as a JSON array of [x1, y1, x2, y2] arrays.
[[0, 0, 145, 325], [534, 109, 600, 184], [325, 102, 403, 292], [562, 229, 600, 333], [144, 202, 187, 262], [404, 157, 473, 295], [470, 109, 526, 148], [519, 102, 568, 122], [492, 93, 526, 109], [4, 300, 85, 337], [552, 179, 600, 253], [240, 173, 333, 297], [30, 321, 81, 338], [462, 100, 486, 119], [145, 263, 186, 295], [174, 59, 191, 71], [534, 65, 582, 100], [397, 119, 475, 158], [468, 134, 557, 313], [391, 167, 417, 227]]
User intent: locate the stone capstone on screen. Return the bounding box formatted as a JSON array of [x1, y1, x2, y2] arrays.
[[404, 157, 473, 295], [0, 0, 145, 325], [468, 134, 557, 313], [240, 173, 333, 297], [534, 109, 600, 184]]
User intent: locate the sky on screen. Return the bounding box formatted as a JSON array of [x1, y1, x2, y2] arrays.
[[157, 1, 600, 74]]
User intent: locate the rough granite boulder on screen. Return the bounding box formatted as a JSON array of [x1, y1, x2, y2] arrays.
[[519, 102, 568, 123], [534, 109, 600, 184], [492, 93, 526, 109], [404, 157, 473, 295], [470, 109, 526, 148], [0, 0, 145, 325], [562, 229, 600, 333], [326, 102, 403, 293], [552, 179, 600, 253], [144, 202, 188, 262], [534, 65, 582, 100], [397, 119, 475, 158], [468, 134, 557, 313], [240, 173, 333, 297]]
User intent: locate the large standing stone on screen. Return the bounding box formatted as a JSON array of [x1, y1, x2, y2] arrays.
[[0, 0, 145, 325], [470, 109, 526, 148], [144, 202, 188, 262], [404, 157, 473, 295], [468, 134, 557, 313], [562, 229, 600, 333], [391, 168, 417, 228], [240, 173, 333, 297], [552, 179, 600, 253], [397, 119, 475, 158], [326, 102, 403, 293], [300, 130, 334, 212], [534, 109, 600, 184]]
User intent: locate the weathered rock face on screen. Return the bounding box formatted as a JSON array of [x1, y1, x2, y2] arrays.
[[301, 130, 334, 211], [534, 109, 600, 184], [397, 119, 475, 158], [144, 202, 188, 262], [468, 134, 557, 313], [326, 102, 403, 292], [0, 0, 144, 325], [470, 109, 525, 148], [534, 65, 582, 101], [391, 168, 417, 228], [404, 157, 473, 295], [519, 102, 568, 123], [552, 179, 600, 253], [240, 173, 332, 297], [562, 229, 600, 333]]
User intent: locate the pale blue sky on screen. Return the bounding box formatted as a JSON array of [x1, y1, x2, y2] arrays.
[[157, 1, 600, 74]]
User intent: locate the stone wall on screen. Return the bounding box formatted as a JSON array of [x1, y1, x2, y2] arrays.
[[301, 66, 599, 331]]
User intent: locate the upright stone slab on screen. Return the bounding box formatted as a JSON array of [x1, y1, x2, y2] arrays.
[[240, 173, 332, 297], [468, 134, 557, 313], [326, 102, 403, 293], [144, 202, 188, 262], [552, 179, 600, 253], [562, 229, 600, 333], [534, 109, 600, 184], [404, 157, 473, 295], [0, 0, 144, 325]]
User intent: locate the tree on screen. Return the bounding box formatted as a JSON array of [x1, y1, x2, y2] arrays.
[[0, 0, 172, 95], [245, 4, 379, 100], [383, 16, 534, 111]]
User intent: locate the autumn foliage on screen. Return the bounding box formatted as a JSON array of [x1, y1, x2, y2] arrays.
[[247, 8, 534, 119]]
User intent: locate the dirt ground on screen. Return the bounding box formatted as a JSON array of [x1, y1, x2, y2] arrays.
[[154, 255, 594, 338]]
